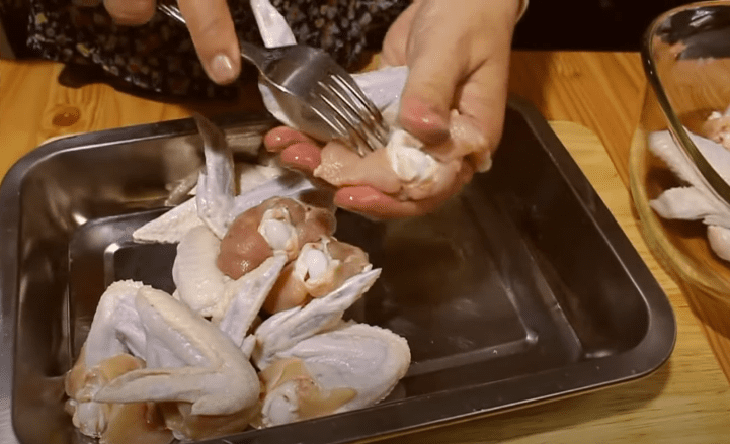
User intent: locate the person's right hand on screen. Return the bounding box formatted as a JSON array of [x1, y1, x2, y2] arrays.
[[103, 0, 242, 85], [264, 0, 520, 219]]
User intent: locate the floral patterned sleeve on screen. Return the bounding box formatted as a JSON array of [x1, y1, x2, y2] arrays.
[[17, 0, 408, 99]]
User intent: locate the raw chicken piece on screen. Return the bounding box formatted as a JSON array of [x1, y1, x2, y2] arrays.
[[708, 225, 730, 261], [648, 127, 730, 261], [688, 128, 730, 183], [133, 171, 318, 245], [312, 105, 484, 202], [314, 143, 402, 195], [217, 197, 336, 279], [65, 350, 171, 444], [253, 268, 382, 368], [648, 129, 730, 230], [263, 237, 371, 314], [650, 186, 723, 222], [257, 358, 355, 425], [314, 133, 466, 201], [171, 223, 287, 324], [701, 106, 730, 150], [249, 0, 296, 48], [257, 324, 410, 427], [67, 280, 263, 441], [90, 285, 260, 414], [648, 130, 701, 185], [217, 252, 288, 347], [133, 198, 204, 244], [157, 402, 257, 442], [194, 113, 236, 239], [172, 225, 229, 318]]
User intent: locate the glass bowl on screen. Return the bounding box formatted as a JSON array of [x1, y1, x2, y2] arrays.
[[630, 1, 730, 302]]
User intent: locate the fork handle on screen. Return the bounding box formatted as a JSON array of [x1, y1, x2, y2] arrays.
[[239, 40, 294, 74], [239, 40, 270, 70]]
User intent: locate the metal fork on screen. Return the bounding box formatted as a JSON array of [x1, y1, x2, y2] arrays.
[[157, 3, 389, 157]]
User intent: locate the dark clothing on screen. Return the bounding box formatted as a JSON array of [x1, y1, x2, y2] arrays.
[[0, 0, 702, 99], [0, 0, 407, 98]]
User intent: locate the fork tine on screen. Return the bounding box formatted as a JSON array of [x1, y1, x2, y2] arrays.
[[302, 90, 368, 155], [325, 75, 390, 149], [316, 81, 379, 156], [318, 76, 392, 154], [328, 73, 390, 144], [157, 3, 185, 23], [317, 106, 370, 157], [309, 96, 351, 140], [320, 89, 377, 156], [327, 68, 382, 118], [315, 89, 375, 157]]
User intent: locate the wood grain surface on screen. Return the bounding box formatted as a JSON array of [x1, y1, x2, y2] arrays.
[[2, 52, 730, 441], [509, 51, 647, 186]]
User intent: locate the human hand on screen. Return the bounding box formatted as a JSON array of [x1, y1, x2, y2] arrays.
[[103, 0, 241, 84], [264, 126, 475, 219], [382, 0, 519, 166], [265, 0, 520, 219]]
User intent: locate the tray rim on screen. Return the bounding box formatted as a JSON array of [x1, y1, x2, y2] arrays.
[[0, 97, 676, 444]]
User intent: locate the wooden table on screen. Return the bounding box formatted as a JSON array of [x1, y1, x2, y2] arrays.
[[2, 52, 730, 442]]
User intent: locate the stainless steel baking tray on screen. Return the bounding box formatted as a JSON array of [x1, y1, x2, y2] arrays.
[[0, 97, 676, 444]]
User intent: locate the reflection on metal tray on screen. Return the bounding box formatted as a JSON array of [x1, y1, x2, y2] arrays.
[[0, 97, 676, 444]]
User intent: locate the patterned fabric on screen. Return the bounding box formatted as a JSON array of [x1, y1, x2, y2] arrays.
[[13, 0, 408, 98]]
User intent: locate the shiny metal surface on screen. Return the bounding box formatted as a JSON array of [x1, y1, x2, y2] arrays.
[[158, 3, 389, 157], [0, 98, 676, 444]]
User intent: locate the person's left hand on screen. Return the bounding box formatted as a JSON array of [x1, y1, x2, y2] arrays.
[[265, 0, 521, 218]]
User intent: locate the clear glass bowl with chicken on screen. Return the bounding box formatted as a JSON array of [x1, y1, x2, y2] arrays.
[[630, 1, 730, 303]]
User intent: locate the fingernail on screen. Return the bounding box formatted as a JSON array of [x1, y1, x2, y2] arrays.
[[279, 144, 321, 172], [210, 54, 236, 84]]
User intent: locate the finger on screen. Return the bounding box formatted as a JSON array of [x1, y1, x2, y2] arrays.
[[104, 0, 156, 25], [263, 126, 316, 152], [423, 55, 509, 166], [397, 3, 470, 144], [457, 62, 509, 170], [178, 0, 241, 85], [379, 1, 417, 67], [453, 29, 512, 169], [279, 143, 322, 173]]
